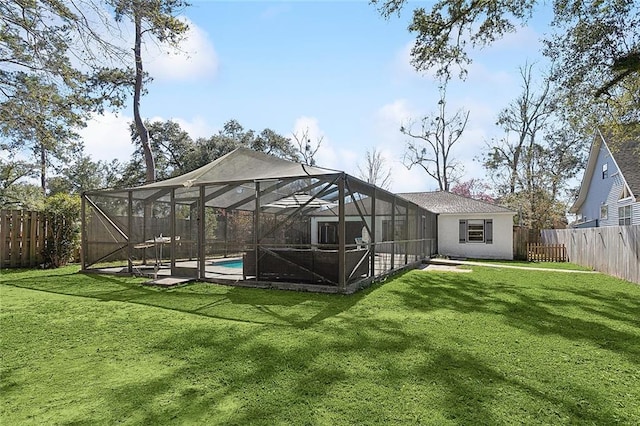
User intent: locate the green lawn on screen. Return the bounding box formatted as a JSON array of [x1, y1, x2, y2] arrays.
[[1, 266, 639, 425]]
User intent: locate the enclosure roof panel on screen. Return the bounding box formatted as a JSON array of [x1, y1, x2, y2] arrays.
[[133, 148, 340, 190]]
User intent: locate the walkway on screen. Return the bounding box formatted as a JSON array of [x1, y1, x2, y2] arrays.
[[426, 258, 598, 274]]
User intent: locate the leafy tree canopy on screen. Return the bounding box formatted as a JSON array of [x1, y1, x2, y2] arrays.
[[1, 0, 133, 192], [116, 119, 299, 187], [373, 0, 639, 137]]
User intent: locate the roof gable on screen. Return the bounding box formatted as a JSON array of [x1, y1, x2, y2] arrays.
[[570, 129, 639, 213], [398, 191, 515, 214], [613, 136, 640, 198]]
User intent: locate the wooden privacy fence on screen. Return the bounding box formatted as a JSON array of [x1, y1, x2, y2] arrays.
[[527, 243, 567, 262], [541, 225, 640, 285], [1, 210, 46, 268], [513, 226, 540, 260]]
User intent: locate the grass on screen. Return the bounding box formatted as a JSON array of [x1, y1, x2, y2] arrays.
[[1, 266, 639, 425]]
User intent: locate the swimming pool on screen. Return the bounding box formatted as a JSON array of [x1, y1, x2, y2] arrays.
[[212, 258, 243, 269]]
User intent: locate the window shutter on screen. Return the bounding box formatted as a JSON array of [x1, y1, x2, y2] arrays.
[[459, 220, 467, 243], [485, 219, 493, 244]]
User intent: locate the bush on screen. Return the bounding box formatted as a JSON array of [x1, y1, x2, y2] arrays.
[[42, 193, 81, 268]]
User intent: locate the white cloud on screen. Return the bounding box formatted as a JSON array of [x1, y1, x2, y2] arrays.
[[171, 116, 215, 139], [79, 112, 133, 163], [465, 61, 515, 86], [291, 116, 360, 174], [260, 4, 292, 20], [368, 97, 497, 191], [392, 41, 438, 83], [80, 113, 217, 164], [488, 25, 542, 51], [145, 18, 218, 82], [376, 99, 419, 131]]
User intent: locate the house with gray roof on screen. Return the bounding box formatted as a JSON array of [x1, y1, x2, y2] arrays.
[[400, 191, 517, 260], [569, 129, 639, 227]]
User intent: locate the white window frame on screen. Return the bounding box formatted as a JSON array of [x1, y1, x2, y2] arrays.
[[600, 204, 608, 220], [618, 205, 632, 226], [602, 163, 608, 179], [467, 219, 485, 242]]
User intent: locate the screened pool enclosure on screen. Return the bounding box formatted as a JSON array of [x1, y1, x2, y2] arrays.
[[81, 148, 437, 293]]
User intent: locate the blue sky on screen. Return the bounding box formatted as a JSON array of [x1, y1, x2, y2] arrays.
[[81, 0, 554, 193]]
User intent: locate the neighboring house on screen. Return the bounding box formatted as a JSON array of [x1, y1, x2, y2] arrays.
[[400, 191, 517, 260], [569, 130, 639, 227]]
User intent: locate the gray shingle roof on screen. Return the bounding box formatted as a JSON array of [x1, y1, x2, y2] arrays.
[[613, 137, 640, 198], [399, 191, 516, 214]]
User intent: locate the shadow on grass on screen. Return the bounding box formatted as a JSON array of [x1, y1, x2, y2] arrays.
[[1, 268, 369, 328], [3, 267, 639, 424], [97, 306, 629, 425], [393, 271, 640, 363]]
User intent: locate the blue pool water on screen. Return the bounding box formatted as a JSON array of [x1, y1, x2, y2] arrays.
[[213, 259, 243, 269]]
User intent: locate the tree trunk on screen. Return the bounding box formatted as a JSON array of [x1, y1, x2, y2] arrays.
[[40, 144, 46, 195], [133, 12, 155, 183]]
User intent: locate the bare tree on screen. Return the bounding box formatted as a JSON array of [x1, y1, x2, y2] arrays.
[[292, 127, 323, 166], [357, 148, 392, 190], [483, 64, 586, 229], [401, 86, 468, 191], [483, 63, 554, 194]]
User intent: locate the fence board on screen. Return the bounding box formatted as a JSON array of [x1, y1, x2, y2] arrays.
[[513, 227, 540, 260], [10, 210, 20, 267], [0, 211, 9, 267], [527, 243, 566, 262], [541, 225, 640, 285], [0, 209, 47, 268]]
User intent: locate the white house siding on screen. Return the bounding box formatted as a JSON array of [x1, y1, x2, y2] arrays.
[[600, 173, 627, 226], [578, 138, 640, 226], [438, 213, 515, 260], [580, 142, 619, 224], [310, 216, 374, 245]]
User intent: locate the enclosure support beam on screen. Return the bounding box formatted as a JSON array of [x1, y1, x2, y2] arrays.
[[254, 181, 261, 280], [198, 185, 206, 279], [370, 189, 376, 277], [344, 178, 372, 238], [405, 203, 409, 265], [81, 193, 87, 270], [338, 175, 346, 290], [391, 197, 396, 271], [224, 209, 228, 257], [170, 189, 176, 271], [84, 196, 129, 241], [127, 191, 133, 273]]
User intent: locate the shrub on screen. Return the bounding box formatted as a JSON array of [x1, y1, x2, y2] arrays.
[[42, 193, 81, 268]]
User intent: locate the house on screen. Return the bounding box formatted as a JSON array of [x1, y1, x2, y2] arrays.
[[569, 129, 639, 227], [400, 191, 517, 260]]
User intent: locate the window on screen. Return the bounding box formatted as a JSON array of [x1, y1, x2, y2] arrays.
[[602, 163, 608, 179], [319, 223, 337, 244], [600, 205, 608, 220], [459, 219, 493, 244], [467, 220, 485, 242], [618, 205, 632, 225]]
